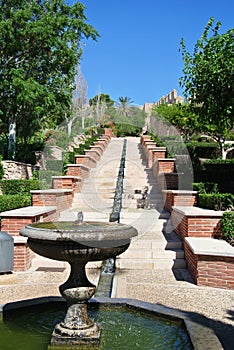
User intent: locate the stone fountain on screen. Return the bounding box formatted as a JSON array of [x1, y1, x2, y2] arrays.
[[20, 219, 137, 348]]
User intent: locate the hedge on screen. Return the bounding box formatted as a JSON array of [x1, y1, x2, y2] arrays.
[[0, 194, 31, 212], [197, 193, 234, 211], [0, 179, 40, 195], [221, 211, 234, 246], [186, 142, 220, 162], [193, 182, 219, 194]]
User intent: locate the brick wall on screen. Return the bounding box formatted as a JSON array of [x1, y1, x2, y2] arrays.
[[163, 191, 197, 212], [14, 241, 33, 271], [85, 150, 101, 162], [52, 176, 82, 194], [184, 241, 234, 290], [104, 128, 114, 137], [66, 164, 90, 179], [172, 210, 222, 239], [156, 173, 179, 190], [75, 155, 97, 168], [90, 145, 103, 155]]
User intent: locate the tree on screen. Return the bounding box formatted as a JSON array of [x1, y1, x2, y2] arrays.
[[117, 96, 134, 116], [67, 64, 88, 135], [179, 17, 234, 157], [0, 0, 98, 158], [89, 93, 114, 124], [152, 103, 199, 142]]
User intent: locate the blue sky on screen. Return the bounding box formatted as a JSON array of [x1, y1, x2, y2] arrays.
[[68, 0, 234, 106]]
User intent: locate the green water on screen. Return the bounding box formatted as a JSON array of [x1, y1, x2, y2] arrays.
[[0, 304, 192, 350]]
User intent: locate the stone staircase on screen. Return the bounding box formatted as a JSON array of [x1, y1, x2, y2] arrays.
[[60, 137, 189, 279]]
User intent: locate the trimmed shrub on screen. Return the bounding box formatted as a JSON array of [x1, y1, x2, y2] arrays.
[[46, 159, 63, 172], [115, 123, 141, 137], [193, 182, 219, 194], [197, 193, 234, 211], [202, 160, 234, 194], [186, 142, 220, 162], [221, 211, 234, 246], [0, 156, 4, 180], [0, 179, 40, 195], [0, 194, 31, 212]]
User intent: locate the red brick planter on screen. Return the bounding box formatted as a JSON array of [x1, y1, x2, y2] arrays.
[[52, 175, 82, 194], [163, 190, 197, 212], [171, 206, 223, 240], [185, 237, 234, 290]]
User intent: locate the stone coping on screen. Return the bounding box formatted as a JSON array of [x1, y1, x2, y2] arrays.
[[51, 175, 82, 180], [157, 158, 176, 162], [185, 237, 234, 257], [172, 206, 223, 217], [0, 206, 57, 217], [30, 189, 73, 194], [74, 154, 96, 162], [158, 172, 178, 176], [0, 297, 223, 350], [146, 146, 158, 150], [66, 164, 90, 170], [163, 190, 197, 194], [13, 236, 28, 244], [152, 147, 167, 151], [84, 149, 101, 155]]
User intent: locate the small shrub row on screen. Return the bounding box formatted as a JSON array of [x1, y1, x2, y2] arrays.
[[197, 193, 234, 211], [115, 123, 142, 137], [186, 142, 220, 162], [0, 194, 31, 212], [0, 179, 40, 195], [221, 211, 234, 246], [193, 182, 219, 194]]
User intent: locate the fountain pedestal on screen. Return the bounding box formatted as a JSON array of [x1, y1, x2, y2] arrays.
[[51, 287, 101, 347], [20, 221, 137, 349]]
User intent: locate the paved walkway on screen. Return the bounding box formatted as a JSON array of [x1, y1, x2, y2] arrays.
[[0, 137, 233, 349]]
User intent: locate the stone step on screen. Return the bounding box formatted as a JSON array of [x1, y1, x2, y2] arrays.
[[120, 248, 184, 260], [116, 258, 186, 270]]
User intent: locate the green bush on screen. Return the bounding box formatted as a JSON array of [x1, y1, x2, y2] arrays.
[[0, 194, 31, 212], [37, 170, 61, 189], [46, 159, 63, 172], [186, 142, 220, 163], [115, 123, 141, 137], [193, 182, 219, 194], [0, 179, 40, 195], [197, 193, 234, 211], [202, 160, 234, 194], [221, 211, 234, 246], [0, 156, 4, 180]]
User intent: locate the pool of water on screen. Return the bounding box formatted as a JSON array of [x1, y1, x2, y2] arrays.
[[1, 303, 192, 350]]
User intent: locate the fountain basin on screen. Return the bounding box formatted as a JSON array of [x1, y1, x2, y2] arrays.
[[19, 221, 138, 347], [0, 298, 191, 350], [0, 297, 223, 350]]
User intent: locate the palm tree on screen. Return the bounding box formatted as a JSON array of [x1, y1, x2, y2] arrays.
[[117, 96, 134, 116]]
